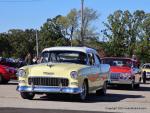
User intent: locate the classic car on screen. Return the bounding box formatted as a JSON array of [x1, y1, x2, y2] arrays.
[[17, 47, 110, 101], [101, 57, 141, 89], [0, 64, 17, 84], [141, 63, 150, 83]]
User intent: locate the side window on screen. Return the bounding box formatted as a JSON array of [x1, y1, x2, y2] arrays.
[[41, 52, 49, 63], [88, 53, 95, 66], [95, 55, 101, 65]]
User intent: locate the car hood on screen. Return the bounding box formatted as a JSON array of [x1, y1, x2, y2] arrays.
[[22, 63, 87, 77], [110, 66, 131, 73], [142, 68, 150, 72]]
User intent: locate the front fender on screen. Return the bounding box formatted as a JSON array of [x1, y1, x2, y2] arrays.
[[100, 64, 110, 74]]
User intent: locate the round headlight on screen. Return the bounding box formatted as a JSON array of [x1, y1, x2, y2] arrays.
[[17, 69, 26, 77], [70, 71, 78, 79]]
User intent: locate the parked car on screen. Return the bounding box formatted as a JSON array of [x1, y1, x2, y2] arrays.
[[17, 47, 110, 101], [101, 57, 141, 89], [0, 57, 26, 68], [141, 63, 150, 83], [0, 64, 17, 84]]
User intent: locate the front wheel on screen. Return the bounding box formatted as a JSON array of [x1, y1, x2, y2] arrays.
[[78, 81, 88, 101], [20, 92, 35, 100]]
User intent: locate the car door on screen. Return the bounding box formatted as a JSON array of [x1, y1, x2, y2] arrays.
[[87, 53, 101, 91], [94, 54, 105, 88]]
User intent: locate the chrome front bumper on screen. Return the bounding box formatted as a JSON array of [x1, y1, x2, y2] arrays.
[[146, 75, 150, 79], [17, 86, 82, 94]]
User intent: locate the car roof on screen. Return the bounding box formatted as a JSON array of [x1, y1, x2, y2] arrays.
[[42, 46, 98, 54], [143, 63, 150, 65]]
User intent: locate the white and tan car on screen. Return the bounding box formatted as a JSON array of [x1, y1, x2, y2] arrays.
[[141, 63, 150, 83], [17, 47, 110, 101]]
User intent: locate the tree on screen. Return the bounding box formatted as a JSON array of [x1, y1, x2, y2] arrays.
[[102, 10, 150, 62], [7, 29, 36, 58], [102, 10, 128, 56], [56, 8, 100, 47], [136, 13, 150, 63], [78, 7, 99, 46], [102, 10, 147, 57], [56, 9, 78, 46], [39, 16, 70, 51], [0, 33, 12, 57]]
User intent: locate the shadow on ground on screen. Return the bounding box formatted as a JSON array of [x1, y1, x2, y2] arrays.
[[33, 92, 144, 103], [31, 83, 148, 103], [108, 84, 150, 92], [0, 108, 115, 113]]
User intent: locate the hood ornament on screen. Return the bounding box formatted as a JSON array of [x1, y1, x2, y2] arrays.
[[43, 72, 54, 75], [47, 62, 54, 68]]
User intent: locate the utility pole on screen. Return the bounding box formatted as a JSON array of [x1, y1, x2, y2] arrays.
[[36, 29, 39, 57], [81, 0, 84, 46]]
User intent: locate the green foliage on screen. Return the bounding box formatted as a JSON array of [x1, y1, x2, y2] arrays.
[[39, 17, 70, 51], [0, 33, 12, 57], [56, 9, 78, 46], [102, 10, 150, 62], [77, 7, 100, 45], [56, 7, 100, 46]]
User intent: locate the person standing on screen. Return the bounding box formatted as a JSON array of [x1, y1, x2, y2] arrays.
[[25, 53, 32, 65]]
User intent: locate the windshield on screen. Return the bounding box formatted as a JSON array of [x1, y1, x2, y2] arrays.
[[143, 65, 150, 69], [102, 58, 136, 68], [41, 51, 87, 65]]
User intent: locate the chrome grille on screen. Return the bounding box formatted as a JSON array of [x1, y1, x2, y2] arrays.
[[28, 77, 69, 87], [110, 73, 120, 79], [146, 72, 150, 75]]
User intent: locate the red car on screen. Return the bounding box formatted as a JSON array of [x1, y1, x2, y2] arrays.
[[101, 57, 141, 89], [0, 64, 17, 84]]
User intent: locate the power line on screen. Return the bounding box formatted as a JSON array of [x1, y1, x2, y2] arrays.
[[81, 0, 84, 46]]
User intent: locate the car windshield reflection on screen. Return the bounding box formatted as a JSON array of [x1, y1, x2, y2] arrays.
[[41, 51, 87, 65]]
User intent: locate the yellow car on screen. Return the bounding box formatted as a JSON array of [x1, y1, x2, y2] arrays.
[[17, 47, 110, 101], [141, 63, 150, 83]]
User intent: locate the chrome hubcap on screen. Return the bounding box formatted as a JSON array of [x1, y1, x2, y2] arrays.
[[80, 82, 87, 100]]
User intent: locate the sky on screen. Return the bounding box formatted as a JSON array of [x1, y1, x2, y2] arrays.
[[0, 0, 150, 33]]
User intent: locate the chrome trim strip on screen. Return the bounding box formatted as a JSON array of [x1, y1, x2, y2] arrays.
[[17, 86, 82, 94]]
